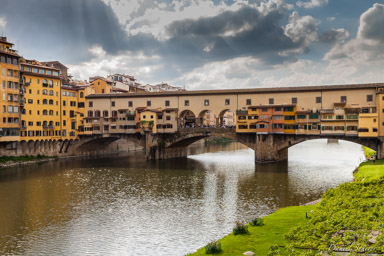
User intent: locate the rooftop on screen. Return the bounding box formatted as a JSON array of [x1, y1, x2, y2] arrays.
[[86, 83, 384, 99]]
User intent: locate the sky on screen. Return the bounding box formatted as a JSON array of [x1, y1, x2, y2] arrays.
[[0, 0, 384, 90]]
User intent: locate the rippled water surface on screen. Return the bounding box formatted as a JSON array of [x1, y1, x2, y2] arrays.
[[0, 140, 364, 255]]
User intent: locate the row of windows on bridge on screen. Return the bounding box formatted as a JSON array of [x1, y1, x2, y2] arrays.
[[88, 95, 374, 108], [20, 130, 76, 137]]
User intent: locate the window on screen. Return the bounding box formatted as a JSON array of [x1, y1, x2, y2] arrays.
[[70, 101, 76, 107], [63, 110, 66, 116], [261, 108, 268, 112], [103, 110, 109, 117], [43, 110, 48, 115], [80, 92, 84, 98], [165, 100, 170, 107], [204, 99, 209, 106], [48, 80, 53, 87], [246, 99, 251, 105], [63, 101, 66, 106], [225, 99, 230, 105], [341, 96, 347, 102], [184, 100, 189, 106], [89, 101, 93, 107], [269, 98, 274, 104], [43, 99, 47, 105], [78, 102, 85, 108], [49, 100, 53, 105], [70, 110, 75, 118], [39, 69, 45, 74], [111, 101, 115, 107], [166, 116, 171, 121], [367, 95, 373, 102], [291, 97, 297, 104], [316, 97, 322, 103], [49, 110, 53, 116], [128, 101, 133, 107], [147, 101, 151, 107], [49, 90, 53, 96], [102, 89, 105, 93]]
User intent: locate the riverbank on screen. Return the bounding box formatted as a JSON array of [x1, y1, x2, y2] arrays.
[[188, 154, 384, 255], [0, 155, 58, 169]]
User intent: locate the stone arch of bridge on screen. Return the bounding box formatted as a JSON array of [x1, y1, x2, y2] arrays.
[[276, 135, 379, 153], [76, 135, 145, 153], [165, 130, 250, 149]]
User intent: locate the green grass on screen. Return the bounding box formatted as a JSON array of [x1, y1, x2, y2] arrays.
[[363, 146, 376, 159], [354, 158, 384, 182], [188, 205, 316, 255], [0, 155, 54, 163]]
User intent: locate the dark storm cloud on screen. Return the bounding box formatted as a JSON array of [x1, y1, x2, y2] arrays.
[[0, 0, 129, 63], [161, 6, 300, 69], [0, 0, 323, 79]]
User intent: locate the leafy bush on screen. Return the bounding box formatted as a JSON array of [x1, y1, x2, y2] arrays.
[[205, 241, 221, 254], [267, 244, 281, 255], [233, 221, 249, 235], [249, 217, 264, 226]]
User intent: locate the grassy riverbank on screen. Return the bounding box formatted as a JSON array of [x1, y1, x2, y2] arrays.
[[0, 155, 57, 168], [189, 154, 384, 255]]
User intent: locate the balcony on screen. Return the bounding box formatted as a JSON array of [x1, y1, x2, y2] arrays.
[[43, 125, 48, 129], [48, 125, 55, 130]]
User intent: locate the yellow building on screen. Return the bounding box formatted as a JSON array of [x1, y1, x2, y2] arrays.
[[61, 85, 87, 138], [0, 37, 21, 142], [89, 77, 113, 94], [283, 105, 296, 134], [358, 113, 378, 137], [20, 60, 62, 141], [140, 108, 178, 134]]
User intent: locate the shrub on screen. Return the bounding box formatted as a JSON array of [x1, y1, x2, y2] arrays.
[[233, 221, 249, 235], [267, 244, 281, 256], [205, 241, 221, 254], [249, 217, 264, 226]]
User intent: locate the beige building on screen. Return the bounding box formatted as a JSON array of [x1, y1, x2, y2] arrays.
[[85, 83, 384, 138]]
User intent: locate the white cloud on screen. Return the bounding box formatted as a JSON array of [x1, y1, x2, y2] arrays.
[[68, 50, 163, 84], [283, 11, 320, 53], [296, 0, 328, 9], [0, 16, 6, 28], [327, 17, 336, 21], [324, 3, 384, 63]]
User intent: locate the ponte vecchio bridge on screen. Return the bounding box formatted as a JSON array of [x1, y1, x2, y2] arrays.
[[78, 83, 384, 163]]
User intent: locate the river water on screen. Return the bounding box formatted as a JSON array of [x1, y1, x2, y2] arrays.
[[0, 139, 364, 255]]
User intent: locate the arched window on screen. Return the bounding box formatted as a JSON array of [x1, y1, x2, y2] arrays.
[[95, 110, 100, 117], [49, 100, 53, 105], [42, 89, 47, 95], [42, 79, 47, 86], [103, 110, 109, 117], [43, 99, 48, 105], [48, 80, 53, 88], [80, 92, 84, 98], [88, 111, 93, 117], [112, 111, 117, 117], [43, 110, 48, 115], [49, 90, 53, 95], [49, 110, 54, 116]]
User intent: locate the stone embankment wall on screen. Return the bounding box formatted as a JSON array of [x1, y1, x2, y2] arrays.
[[0, 139, 143, 157]]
